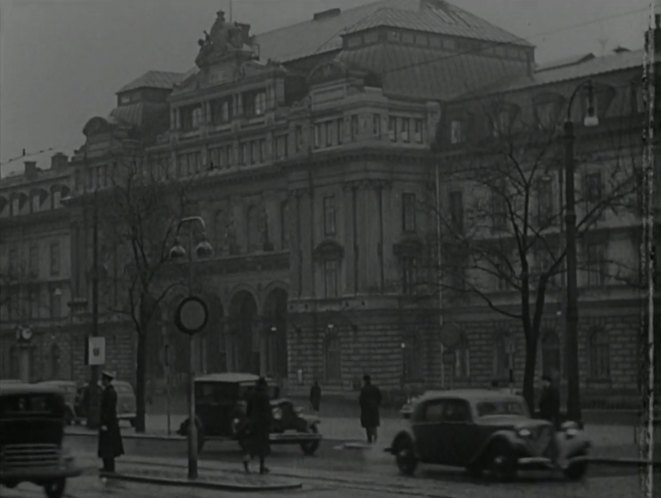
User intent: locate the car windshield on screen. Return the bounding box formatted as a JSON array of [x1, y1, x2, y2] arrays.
[[476, 400, 528, 417]]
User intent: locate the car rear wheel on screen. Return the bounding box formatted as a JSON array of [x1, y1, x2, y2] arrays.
[[395, 439, 418, 476], [300, 424, 320, 456], [563, 452, 588, 480], [487, 440, 517, 481], [44, 478, 66, 498]]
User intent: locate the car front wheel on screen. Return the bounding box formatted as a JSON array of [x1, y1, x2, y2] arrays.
[[563, 452, 588, 480], [300, 424, 320, 456], [395, 440, 418, 476], [44, 478, 66, 498], [487, 440, 517, 481]]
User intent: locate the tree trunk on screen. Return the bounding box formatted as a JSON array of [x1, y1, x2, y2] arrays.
[[135, 328, 147, 433], [522, 334, 538, 414]]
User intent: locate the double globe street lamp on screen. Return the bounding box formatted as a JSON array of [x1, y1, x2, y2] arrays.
[[169, 216, 213, 480]]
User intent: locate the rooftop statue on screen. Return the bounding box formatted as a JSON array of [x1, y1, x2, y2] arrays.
[[195, 10, 258, 68]]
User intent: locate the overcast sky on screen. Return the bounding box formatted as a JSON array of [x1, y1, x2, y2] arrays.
[[0, 0, 650, 174]]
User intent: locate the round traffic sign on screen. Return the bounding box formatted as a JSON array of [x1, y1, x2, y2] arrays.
[[174, 296, 209, 335]]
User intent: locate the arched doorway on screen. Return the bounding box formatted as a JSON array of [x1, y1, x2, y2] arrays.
[[263, 288, 288, 379], [229, 291, 259, 374]]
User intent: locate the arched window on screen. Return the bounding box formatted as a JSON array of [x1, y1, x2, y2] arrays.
[[50, 344, 61, 379], [323, 331, 341, 382], [402, 331, 424, 381], [541, 330, 561, 379], [454, 335, 471, 381], [589, 328, 610, 379]]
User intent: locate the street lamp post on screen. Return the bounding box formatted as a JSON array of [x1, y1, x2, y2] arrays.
[[563, 80, 599, 424], [170, 216, 213, 480]]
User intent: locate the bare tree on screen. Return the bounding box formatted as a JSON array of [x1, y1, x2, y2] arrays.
[[97, 153, 191, 432], [428, 97, 642, 411]]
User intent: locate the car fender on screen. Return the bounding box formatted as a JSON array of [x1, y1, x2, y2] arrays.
[[387, 430, 418, 457], [557, 432, 591, 456], [470, 430, 520, 464]]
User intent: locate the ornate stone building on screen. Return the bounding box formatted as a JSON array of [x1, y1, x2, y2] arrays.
[[5, 1, 657, 406]]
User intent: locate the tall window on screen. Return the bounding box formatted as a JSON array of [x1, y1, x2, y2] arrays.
[[275, 135, 288, 160], [50, 344, 61, 379], [29, 244, 39, 277], [454, 336, 471, 380], [280, 201, 289, 249], [243, 89, 266, 117], [31, 193, 41, 213], [584, 241, 607, 287], [401, 256, 418, 295], [449, 191, 463, 232], [323, 196, 336, 236], [588, 328, 610, 378], [400, 117, 410, 142], [350, 115, 359, 141], [536, 178, 554, 225], [246, 205, 262, 252], [541, 330, 561, 378], [491, 187, 507, 230], [50, 288, 62, 318], [336, 119, 344, 144], [583, 172, 602, 207], [388, 116, 397, 142], [450, 119, 464, 144], [213, 210, 225, 253], [324, 332, 341, 381], [402, 332, 424, 381], [402, 193, 416, 232], [180, 104, 202, 130], [325, 121, 333, 146], [295, 126, 303, 151], [323, 259, 339, 298], [314, 124, 322, 149], [493, 333, 511, 380], [372, 114, 381, 137], [414, 119, 424, 143], [211, 96, 233, 124], [50, 242, 60, 276]]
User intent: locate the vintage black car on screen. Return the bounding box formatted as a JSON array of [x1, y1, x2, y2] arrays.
[[177, 373, 321, 455], [37, 381, 78, 425], [0, 383, 82, 498], [387, 389, 591, 481]]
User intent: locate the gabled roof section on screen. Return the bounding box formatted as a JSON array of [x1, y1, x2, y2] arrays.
[[117, 70, 188, 93], [344, 3, 532, 46]]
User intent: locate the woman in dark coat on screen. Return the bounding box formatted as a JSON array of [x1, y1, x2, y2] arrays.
[[359, 374, 382, 443], [98, 371, 124, 473], [242, 377, 272, 474]]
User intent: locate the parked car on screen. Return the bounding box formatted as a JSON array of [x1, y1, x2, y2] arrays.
[[75, 380, 136, 427], [387, 389, 590, 481], [38, 381, 78, 425], [0, 383, 82, 497], [177, 373, 322, 455]]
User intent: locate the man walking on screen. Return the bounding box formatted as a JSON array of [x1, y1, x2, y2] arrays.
[[98, 371, 124, 473], [359, 374, 382, 444], [309, 379, 321, 413]]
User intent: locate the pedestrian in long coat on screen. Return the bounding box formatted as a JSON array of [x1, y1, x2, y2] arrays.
[[98, 371, 124, 473], [242, 377, 272, 474], [359, 374, 382, 443], [309, 380, 321, 413], [538, 375, 560, 428]]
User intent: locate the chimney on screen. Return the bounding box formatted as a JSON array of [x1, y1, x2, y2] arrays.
[[51, 152, 68, 169], [24, 161, 38, 179]]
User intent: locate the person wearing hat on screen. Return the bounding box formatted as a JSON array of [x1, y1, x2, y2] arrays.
[[242, 377, 272, 474], [98, 371, 124, 473], [538, 374, 560, 428], [359, 374, 382, 444]]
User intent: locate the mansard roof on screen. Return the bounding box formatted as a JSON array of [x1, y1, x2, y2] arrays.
[[255, 0, 530, 64]]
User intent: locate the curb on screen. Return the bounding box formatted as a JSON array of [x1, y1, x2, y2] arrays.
[[588, 457, 661, 468], [102, 470, 303, 492]]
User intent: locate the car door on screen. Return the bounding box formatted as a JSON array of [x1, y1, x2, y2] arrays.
[[441, 398, 477, 465], [412, 399, 447, 463]]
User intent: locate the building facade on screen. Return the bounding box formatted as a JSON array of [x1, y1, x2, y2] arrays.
[[3, 1, 658, 406]]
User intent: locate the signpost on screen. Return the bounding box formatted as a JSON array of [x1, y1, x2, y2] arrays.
[[174, 295, 208, 480]]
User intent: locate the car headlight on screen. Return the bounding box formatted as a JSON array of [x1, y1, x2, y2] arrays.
[[272, 407, 282, 420], [517, 428, 532, 438]]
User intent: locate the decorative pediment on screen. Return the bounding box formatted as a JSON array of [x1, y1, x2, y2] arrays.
[[312, 239, 344, 261], [393, 236, 424, 257], [195, 10, 259, 69]]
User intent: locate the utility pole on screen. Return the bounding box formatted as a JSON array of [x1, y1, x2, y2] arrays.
[[86, 187, 101, 429]]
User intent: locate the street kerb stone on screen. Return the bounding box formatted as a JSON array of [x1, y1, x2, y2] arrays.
[[104, 465, 302, 491]]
